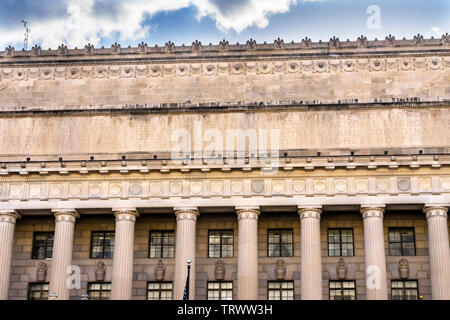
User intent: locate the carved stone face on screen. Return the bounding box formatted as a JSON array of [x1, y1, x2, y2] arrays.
[[275, 260, 286, 280], [95, 261, 106, 282], [337, 258, 347, 280], [155, 260, 166, 282], [36, 262, 48, 282], [398, 258, 409, 279], [215, 260, 225, 281]]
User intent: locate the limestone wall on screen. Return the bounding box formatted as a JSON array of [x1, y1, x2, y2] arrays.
[[0, 106, 448, 159]]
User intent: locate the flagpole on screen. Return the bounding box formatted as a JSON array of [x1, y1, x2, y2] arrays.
[[183, 259, 192, 300]]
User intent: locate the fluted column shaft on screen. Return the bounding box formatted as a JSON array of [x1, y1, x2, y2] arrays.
[[299, 207, 322, 300], [111, 208, 139, 300], [361, 206, 387, 300], [173, 207, 199, 300], [49, 209, 79, 300], [0, 210, 20, 300], [237, 207, 260, 300], [423, 206, 450, 300]]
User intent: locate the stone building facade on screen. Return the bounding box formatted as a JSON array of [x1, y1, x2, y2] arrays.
[[0, 35, 449, 300]]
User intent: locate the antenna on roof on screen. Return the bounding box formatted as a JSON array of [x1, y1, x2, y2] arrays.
[[22, 20, 31, 50]]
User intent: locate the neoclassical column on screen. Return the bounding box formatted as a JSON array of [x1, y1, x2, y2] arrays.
[[236, 206, 260, 300], [111, 208, 139, 300], [49, 209, 79, 300], [361, 206, 387, 300], [423, 205, 450, 300], [0, 210, 21, 300], [298, 206, 322, 300], [173, 207, 199, 300]]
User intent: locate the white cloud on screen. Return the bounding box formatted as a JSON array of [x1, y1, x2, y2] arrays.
[[0, 0, 298, 49]]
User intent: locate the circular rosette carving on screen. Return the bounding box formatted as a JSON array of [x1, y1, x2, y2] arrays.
[[203, 64, 216, 76], [149, 65, 162, 77], [428, 57, 442, 70], [287, 62, 300, 73], [314, 61, 328, 73], [176, 65, 189, 76], [190, 182, 202, 195], [370, 59, 385, 71], [150, 182, 162, 195], [13, 69, 27, 81], [258, 63, 273, 74], [68, 67, 81, 79], [95, 66, 108, 79], [122, 66, 135, 78], [170, 181, 182, 195], [376, 178, 389, 192], [400, 58, 414, 70], [343, 60, 356, 72], [231, 63, 245, 75], [129, 183, 142, 196], [40, 68, 54, 80]]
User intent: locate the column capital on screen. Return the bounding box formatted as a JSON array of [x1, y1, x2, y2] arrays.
[[423, 206, 448, 219], [0, 210, 21, 223], [236, 207, 260, 221], [174, 207, 199, 221], [51, 209, 79, 222], [298, 206, 322, 220], [361, 206, 385, 219], [113, 208, 139, 222]]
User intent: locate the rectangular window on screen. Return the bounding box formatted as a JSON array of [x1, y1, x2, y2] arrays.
[[388, 228, 416, 256], [208, 230, 234, 258], [207, 282, 233, 300], [147, 282, 173, 300], [87, 282, 111, 300], [90, 231, 115, 259], [328, 228, 354, 257], [32, 232, 54, 260], [267, 229, 293, 257], [329, 281, 356, 300], [149, 231, 175, 258], [267, 281, 294, 300], [28, 282, 49, 300], [391, 280, 419, 300]]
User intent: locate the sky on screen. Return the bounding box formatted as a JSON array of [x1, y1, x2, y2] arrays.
[[0, 0, 448, 50]]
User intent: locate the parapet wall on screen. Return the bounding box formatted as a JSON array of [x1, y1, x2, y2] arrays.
[[0, 36, 449, 111]]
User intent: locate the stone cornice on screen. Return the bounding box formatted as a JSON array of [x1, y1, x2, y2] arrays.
[[0, 101, 448, 116], [1, 35, 449, 64], [0, 154, 449, 177]]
